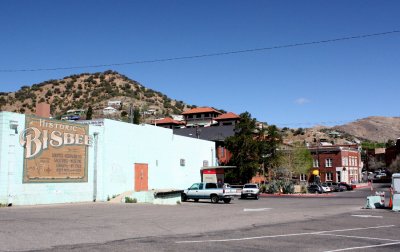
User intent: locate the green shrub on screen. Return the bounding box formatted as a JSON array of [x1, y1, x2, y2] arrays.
[[266, 182, 279, 194], [260, 184, 267, 193], [125, 197, 137, 203], [282, 181, 294, 194]]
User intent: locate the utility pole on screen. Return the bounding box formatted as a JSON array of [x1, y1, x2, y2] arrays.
[[129, 104, 134, 124]]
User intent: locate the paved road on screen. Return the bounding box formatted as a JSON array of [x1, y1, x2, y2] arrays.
[[0, 184, 398, 251]]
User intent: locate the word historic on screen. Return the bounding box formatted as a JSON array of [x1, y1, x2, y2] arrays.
[[20, 119, 92, 159]]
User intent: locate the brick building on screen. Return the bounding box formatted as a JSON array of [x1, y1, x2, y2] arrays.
[[308, 145, 362, 184]]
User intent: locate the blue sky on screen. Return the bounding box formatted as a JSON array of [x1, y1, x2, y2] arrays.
[[1, 0, 399, 127]]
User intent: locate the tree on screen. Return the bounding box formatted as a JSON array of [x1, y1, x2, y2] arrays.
[[367, 156, 385, 171], [262, 125, 282, 179], [278, 143, 312, 180], [86, 106, 93, 120], [225, 112, 260, 183], [386, 139, 395, 148], [133, 108, 141, 124], [388, 155, 400, 173]]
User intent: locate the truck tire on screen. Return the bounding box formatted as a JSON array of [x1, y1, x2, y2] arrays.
[[223, 198, 231, 204], [211, 194, 219, 204], [181, 193, 187, 202], [255, 195, 259, 200]]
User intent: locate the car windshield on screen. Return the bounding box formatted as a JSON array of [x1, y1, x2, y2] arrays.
[[189, 183, 199, 190], [244, 184, 257, 188]]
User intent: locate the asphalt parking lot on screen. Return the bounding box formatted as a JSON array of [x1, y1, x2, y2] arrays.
[[0, 185, 398, 252]]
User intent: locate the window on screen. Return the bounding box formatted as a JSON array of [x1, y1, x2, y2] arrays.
[[313, 159, 319, 168], [220, 147, 225, 158], [244, 184, 258, 188], [198, 183, 204, 190], [342, 157, 348, 166], [300, 174, 307, 181], [326, 172, 333, 181], [205, 183, 217, 189], [325, 158, 333, 167], [189, 183, 199, 190]]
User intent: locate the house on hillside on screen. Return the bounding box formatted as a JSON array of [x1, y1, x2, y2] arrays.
[[103, 106, 117, 115], [154, 117, 185, 129], [107, 100, 122, 108], [181, 107, 222, 127], [173, 110, 241, 167], [214, 112, 240, 126]]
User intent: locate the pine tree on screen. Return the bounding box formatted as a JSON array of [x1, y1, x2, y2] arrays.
[[133, 108, 141, 124], [86, 106, 93, 120], [225, 112, 262, 183]]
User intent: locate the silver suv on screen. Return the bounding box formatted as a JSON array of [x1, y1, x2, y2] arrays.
[[240, 183, 260, 200]]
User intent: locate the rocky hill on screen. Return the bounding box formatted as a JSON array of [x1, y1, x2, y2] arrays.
[[0, 70, 193, 121], [1, 71, 399, 144], [333, 116, 400, 143], [281, 116, 400, 145]]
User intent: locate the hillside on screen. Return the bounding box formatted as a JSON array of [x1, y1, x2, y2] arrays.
[[333, 116, 400, 143], [282, 116, 400, 145], [1, 71, 399, 144], [0, 70, 193, 121], [280, 125, 360, 146]]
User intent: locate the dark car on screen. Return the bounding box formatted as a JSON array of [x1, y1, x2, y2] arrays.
[[338, 182, 353, 190], [307, 184, 323, 194], [325, 182, 345, 192]]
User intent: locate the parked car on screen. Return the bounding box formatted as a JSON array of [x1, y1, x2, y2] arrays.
[[181, 182, 236, 203], [324, 182, 345, 192], [338, 182, 353, 190], [376, 173, 387, 179], [320, 183, 331, 193], [240, 183, 260, 199], [320, 182, 333, 192], [307, 184, 323, 194]]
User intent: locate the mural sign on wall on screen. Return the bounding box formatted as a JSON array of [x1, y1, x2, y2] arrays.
[[19, 116, 92, 183]]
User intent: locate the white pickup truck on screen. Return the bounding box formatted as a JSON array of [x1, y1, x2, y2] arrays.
[[181, 182, 236, 203]]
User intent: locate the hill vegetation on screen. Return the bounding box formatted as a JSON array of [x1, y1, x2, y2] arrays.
[[0, 70, 193, 121], [1, 71, 399, 145]]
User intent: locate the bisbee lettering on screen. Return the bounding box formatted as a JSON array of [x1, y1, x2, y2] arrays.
[[20, 127, 92, 159]]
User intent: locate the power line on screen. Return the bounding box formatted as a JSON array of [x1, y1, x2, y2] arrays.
[[274, 120, 353, 127], [1, 30, 399, 73]]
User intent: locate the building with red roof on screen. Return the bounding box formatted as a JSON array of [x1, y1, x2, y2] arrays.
[[181, 107, 222, 127], [214, 112, 240, 126], [153, 117, 185, 129]]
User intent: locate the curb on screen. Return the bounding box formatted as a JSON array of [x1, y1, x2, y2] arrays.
[[260, 193, 336, 198]]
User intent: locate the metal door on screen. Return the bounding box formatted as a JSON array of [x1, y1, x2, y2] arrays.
[[134, 163, 148, 192]]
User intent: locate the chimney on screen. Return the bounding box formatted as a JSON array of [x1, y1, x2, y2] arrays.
[[36, 103, 50, 118]]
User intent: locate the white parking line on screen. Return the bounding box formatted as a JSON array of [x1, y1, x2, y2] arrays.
[[317, 233, 400, 242], [351, 214, 383, 218], [175, 225, 395, 244], [323, 241, 400, 252], [243, 208, 271, 212]]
